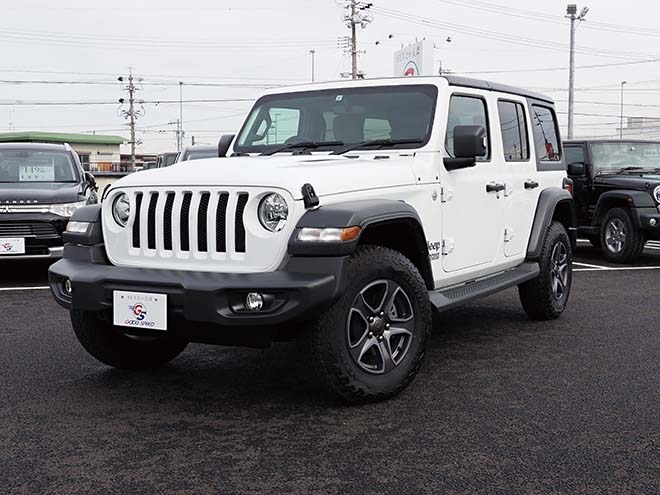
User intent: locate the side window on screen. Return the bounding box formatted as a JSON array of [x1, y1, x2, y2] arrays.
[[497, 100, 529, 162], [531, 105, 561, 161], [446, 95, 490, 161], [564, 146, 585, 165]]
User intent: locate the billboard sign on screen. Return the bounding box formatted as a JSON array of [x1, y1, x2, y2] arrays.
[[393, 40, 435, 77]]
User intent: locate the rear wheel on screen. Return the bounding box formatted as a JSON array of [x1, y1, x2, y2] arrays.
[[600, 208, 645, 263], [71, 310, 188, 369], [519, 221, 572, 320], [299, 246, 432, 403]]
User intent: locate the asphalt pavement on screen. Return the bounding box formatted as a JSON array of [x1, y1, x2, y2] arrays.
[[1, 248, 659, 494]]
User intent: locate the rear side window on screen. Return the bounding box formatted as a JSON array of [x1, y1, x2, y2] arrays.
[[446, 95, 490, 161], [497, 100, 529, 162], [531, 105, 561, 161]]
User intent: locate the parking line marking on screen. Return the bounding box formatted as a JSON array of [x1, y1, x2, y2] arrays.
[[574, 262, 607, 269], [0, 286, 49, 292], [574, 266, 660, 272]]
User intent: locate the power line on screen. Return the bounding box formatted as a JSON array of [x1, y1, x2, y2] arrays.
[[0, 98, 254, 106]]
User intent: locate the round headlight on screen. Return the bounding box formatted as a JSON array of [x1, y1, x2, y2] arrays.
[[653, 185, 660, 203], [258, 193, 289, 232], [112, 193, 130, 227]]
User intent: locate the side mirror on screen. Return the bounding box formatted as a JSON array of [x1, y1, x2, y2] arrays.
[[443, 125, 487, 171], [84, 172, 97, 189], [567, 162, 586, 176], [218, 134, 235, 158]]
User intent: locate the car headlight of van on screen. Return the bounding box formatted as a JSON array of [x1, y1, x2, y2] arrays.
[[112, 193, 131, 227], [653, 185, 660, 204], [49, 201, 87, 217], [258, 193, 288, 232]]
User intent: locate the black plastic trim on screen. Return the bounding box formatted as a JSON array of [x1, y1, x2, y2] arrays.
[[62, 204, 103, 245], [526, 188, 576, 259]]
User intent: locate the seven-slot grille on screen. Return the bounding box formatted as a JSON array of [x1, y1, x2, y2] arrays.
[[0, 222, 58, 237], [129, 190, 249, 255]]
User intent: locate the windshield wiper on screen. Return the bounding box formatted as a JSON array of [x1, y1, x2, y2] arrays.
[[331, 138, 424, 155], [260, 140, 343, 156], [614, 166, 648, 174]]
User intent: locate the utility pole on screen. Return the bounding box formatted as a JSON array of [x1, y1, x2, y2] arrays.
[[620, 81, 627, 139], [342, 1, 373, 79], [309, 49, 316, 82], [566, 4, 589, 139], [118, 68, 144, 171], [179, 81, 185, 148]]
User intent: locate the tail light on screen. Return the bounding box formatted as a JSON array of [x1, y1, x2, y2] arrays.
[[563, 177, 574, 196]]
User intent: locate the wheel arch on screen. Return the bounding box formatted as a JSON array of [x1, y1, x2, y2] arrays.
[[289, 199, 434, 289], [593, 190, 654, 228], [526, 187, 576, 260]]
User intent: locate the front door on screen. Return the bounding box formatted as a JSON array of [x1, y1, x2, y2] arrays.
[[441, 93, 507, 273]]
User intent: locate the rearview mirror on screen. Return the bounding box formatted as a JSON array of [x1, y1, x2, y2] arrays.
[[218, 134, 235, 157], [443, 125, 487, 171], [567, 162, 586, 176]]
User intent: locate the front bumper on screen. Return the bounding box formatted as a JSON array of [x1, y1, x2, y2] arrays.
[[49, 254, 346, 328], [0, 246, 63, 260], [638, 209, 660, 239]]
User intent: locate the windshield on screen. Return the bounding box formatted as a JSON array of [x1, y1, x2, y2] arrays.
[[234, 85, 438, 154], [0, 150, 77, 183], [591, 142, 660, 173], [183, 149, 217, 161]]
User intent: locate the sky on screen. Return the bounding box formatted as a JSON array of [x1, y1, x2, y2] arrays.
[[1, 0, 660, 155]]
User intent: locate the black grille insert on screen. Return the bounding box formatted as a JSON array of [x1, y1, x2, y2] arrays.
[[235, 193, 249, 253], [147, 192, 159, 250], [132, 193, 143, 248], [215, 193, 229, 252], [197, 192, 210, 252], [180, 192, 192, 252], [163, 193, 175, 251]]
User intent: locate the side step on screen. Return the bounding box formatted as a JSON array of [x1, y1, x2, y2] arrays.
[[429, 261, 540, 312]]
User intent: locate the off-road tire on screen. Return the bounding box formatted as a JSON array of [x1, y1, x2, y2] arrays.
[[599, 208, 645, 263], [71, 310, 188, 369], [299, 245, 432, 404], [519, 221, 572, 320]]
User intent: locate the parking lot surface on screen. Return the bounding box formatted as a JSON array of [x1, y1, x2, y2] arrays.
[[1, 247, 659, 494]]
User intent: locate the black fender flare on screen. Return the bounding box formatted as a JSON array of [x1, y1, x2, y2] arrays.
[[593, 190, 655, 228], [526, 188, 576, 260]]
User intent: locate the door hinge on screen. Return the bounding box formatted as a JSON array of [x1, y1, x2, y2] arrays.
[[441, 238, 454, 255], [504, 227, 514, 243], [440, 186, 453, 203], [503, 183, 513, 197]]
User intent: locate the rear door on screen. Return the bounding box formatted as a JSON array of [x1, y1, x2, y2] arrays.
[[495, 98, 538, 258], [440, 92, 507, 273]]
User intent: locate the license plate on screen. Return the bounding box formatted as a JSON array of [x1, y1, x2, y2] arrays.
[[0, 237, 25, 255], [113, 290, 167, 331]]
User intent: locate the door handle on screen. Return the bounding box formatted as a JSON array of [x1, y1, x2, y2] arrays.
[[486, 182, 505, 193], [524, 180, 539, 189]]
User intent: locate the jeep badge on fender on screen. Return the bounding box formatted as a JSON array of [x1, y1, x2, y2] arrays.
[[49, 76, 576, 403]]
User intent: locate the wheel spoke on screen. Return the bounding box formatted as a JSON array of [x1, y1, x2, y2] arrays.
[[387, 287, 414, 323], [377, 340, 396, 373], [352, 335, 381, 372], [360, 280, 390, 314], [346, 308, 369, 348]]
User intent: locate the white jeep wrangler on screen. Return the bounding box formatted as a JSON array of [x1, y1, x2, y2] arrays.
[[50, 76, 576, 403]]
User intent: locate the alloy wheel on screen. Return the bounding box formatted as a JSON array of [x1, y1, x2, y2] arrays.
[[346, 279, 415, 374], [605, 218, 626, 254], [550, 241, 569, 301]]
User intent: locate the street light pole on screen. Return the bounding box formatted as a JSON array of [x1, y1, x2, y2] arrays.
[[310, 49, 315, 82], [620, 81, 627, 139]]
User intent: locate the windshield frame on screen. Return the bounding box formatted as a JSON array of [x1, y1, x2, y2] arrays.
[[0, 148, 80, 184], [590, 141, 660, 174], [233, 84, 439, 155]]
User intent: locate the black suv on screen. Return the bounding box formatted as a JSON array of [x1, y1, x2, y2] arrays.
[[565, 139, 660, 262], [0, 143, 97, 259]]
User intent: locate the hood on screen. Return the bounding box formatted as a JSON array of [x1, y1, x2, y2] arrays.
[[594, 173, 660, 190], [112, 154, 418, 199], [0, 182, 83, 203]]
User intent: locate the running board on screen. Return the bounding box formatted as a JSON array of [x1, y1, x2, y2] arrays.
[[429, 262, 540, 312]]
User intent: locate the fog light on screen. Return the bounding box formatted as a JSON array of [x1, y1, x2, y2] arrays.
[[63, 279, 72, 296], [244, 292, 264, 311], [651, 218, 657, 227]]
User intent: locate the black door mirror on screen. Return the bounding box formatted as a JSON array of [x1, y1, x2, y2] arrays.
[[84, 171, 97, 189], [443, 125, 487, 171], [218, 134, 235, 158], [567, 162, 586, 176]]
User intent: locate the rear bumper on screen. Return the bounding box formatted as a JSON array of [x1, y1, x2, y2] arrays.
[[48, 255, 346, 327]]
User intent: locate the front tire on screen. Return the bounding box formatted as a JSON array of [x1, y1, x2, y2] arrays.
[[299, 246, 432, 403], [71, 310, 188, 369], [600, 208, 645, 263], [519, 221, 572, 320]]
